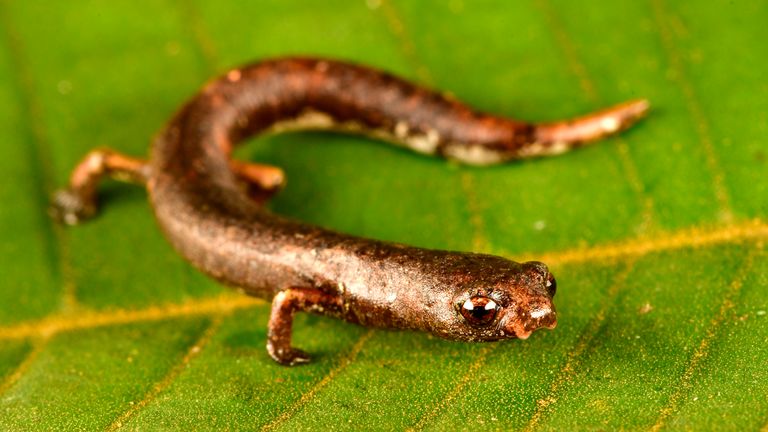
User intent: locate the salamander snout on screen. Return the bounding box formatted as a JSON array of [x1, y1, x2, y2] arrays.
[[507, 304, 557, 340], [504, 261, 558, 339]]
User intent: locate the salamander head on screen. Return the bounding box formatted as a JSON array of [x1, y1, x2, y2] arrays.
[[436, 259, 557, 341]]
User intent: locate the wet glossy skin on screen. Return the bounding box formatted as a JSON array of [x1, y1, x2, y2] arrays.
[[51, 57, 647, 365]]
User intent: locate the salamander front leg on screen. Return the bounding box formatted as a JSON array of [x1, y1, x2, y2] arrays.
[[267, 288, 343, 366], [231, 160, 285, 204], [50, 148, 149, 225]]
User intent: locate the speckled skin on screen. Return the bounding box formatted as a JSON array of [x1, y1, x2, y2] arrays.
[[51, 57, 648, 365]]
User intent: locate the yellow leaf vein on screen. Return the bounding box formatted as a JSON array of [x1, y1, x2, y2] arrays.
[[106, 315, 224, 431], [649, 0, 734, 222], [534, 0, 656, 233], [649, 242, 763, 431]]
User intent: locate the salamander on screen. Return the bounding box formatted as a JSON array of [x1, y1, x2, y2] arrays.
[[50, 57, 648, 365]]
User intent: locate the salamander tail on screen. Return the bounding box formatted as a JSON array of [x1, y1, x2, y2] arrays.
[[533, 99, 649, 151]]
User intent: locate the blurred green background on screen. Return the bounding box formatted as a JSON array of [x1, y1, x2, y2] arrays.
[[0, 0, 766, 430]]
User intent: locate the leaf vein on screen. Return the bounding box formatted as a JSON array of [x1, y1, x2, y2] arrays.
[[105, 314, 224, 431], [0, 3, 77, 312], [0, 338, 48, 397], [406, 344, 497, 431], [514, 219, 767, 267], [649, 0, 734, 222], [0, 294, 261, 342], [521, 259, 638, 431], [261, 329, 375, 431], [175, 0, 220, 72], [0, 221, 764, 342], [649, 242, 763, 431], [534, 0, 656, 233]]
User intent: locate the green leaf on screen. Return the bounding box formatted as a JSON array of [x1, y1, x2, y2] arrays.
[[1, 0, 766, 430]]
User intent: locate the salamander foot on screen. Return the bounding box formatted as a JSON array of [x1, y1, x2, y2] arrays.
[[267, 345, 311, 366], [49, 188, 97, 225], [266, 288, 344, 366]]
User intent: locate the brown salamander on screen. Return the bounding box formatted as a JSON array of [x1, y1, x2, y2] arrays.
[[50, 57, 648, 365]]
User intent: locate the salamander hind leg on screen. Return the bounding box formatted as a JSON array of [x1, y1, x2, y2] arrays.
[[50, 148, 149, 225], [230, 160, 285, 205], [267, 288, 343, 366]]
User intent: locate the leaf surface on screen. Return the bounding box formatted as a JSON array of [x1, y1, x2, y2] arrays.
[[0, 1, 766, 430]]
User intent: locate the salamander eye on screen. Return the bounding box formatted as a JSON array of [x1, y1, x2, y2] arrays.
[[460, 296, 498, 326], [546, 273, 557, 297]]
